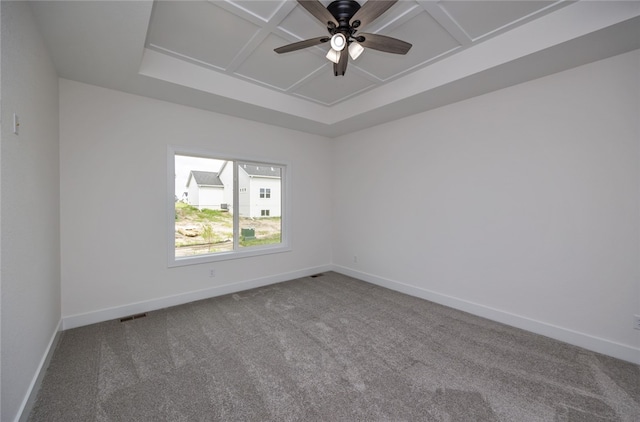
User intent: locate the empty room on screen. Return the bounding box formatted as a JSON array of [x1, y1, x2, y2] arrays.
[[1, 1, 639, 421]]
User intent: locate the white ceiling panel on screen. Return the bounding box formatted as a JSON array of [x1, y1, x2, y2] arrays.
[[226, 0, 286, 21], [440, 0, 557, 40], [235, 33, 327, 90], [355, 10, 461, 81], [277, 3, 329, 40], [361, 0, 419, 32], [294, 67, 376, 105], [147, 1, 261, 70]]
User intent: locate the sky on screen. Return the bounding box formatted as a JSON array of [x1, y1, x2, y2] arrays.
[[175, 155, 225, 197]]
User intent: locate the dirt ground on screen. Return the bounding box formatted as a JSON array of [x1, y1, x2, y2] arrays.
[[175, 216, 281, 256]]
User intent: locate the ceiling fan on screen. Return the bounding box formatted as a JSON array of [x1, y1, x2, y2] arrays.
[[274, 0, 412, 76]]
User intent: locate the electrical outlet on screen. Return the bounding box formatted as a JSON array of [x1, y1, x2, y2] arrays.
[[209, 269, 216, 278], [634, 315, 640, 330]]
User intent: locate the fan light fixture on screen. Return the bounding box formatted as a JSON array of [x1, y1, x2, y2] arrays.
[[348, 41, 364, 60], [330, 33, 346, 51], [326, 49, 341, 64], [274, 0, 413, 77], [326, 33, 346, 63]]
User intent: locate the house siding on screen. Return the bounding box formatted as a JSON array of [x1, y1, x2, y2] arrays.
[[249, 177, 281, 218]]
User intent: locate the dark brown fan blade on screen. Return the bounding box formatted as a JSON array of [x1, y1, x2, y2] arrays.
[[358, 33, 411, 54], [350, 0, 397, 29], [274, 36, 330, 54], [334, 49, 348, 76], [298, 0, 338, 27]]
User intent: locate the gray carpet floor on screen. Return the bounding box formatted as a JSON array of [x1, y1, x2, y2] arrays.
[[29, 272, 639, 421]]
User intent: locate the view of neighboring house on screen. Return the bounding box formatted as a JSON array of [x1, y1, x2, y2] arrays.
[[187, 162, 282, 217], [186, 170, 224, 210], [240, 162, 282, 218]]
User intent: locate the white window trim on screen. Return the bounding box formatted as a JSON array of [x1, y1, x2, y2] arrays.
[[167, 145, 291, 267]]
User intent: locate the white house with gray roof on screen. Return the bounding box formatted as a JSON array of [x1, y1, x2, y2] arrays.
[[186, 170, 224, 210], [187, 163, 281, 217], [218, 162, 282, 218]]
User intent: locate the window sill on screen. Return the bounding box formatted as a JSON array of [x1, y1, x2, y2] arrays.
[[168, 244, 291, 267]]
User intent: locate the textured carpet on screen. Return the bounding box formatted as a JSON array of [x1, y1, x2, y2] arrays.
[[29, 272, 640, 421]]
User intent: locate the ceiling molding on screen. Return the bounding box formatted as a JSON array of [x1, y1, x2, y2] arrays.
[[30, 0, 640, 138]]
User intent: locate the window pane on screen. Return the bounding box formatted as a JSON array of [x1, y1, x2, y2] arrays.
[[174, 155, 233, 257], [238, 162, 282, 249]]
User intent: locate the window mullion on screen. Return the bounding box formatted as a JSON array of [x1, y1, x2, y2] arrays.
[[233, 161, 239, 250]]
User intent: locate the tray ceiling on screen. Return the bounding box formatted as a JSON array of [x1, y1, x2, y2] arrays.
[[29, 1, 640, 137], [145, 0, 566, 106]]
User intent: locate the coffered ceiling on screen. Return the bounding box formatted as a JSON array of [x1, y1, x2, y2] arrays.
[[30, 1, 640, 137]]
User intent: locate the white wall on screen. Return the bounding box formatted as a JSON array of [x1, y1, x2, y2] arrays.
[[0, 2, 61, 421], [332, 50, 640, 363], [59, 79, 332, 323]]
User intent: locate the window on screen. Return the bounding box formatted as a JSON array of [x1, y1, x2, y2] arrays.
[[168, 147, 289, 266]]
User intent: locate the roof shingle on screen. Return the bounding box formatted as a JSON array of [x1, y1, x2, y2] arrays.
[[189, 170, 223, 187]]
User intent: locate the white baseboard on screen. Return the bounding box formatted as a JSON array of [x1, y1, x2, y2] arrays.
[[60, 264, 640, 365], [332, 265, 640, 365], [16, 319, 62, 422], [62, 265, 333, 330]]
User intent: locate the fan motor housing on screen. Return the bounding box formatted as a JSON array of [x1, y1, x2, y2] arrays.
[[327, 0, 361, 29]]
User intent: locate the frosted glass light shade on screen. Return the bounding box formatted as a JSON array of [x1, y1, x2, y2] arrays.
[[326, 48, 341, 64], [330, 33, 346, 51], [348, 42, 364, 60]]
